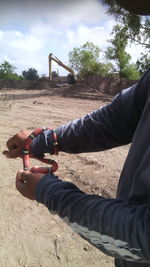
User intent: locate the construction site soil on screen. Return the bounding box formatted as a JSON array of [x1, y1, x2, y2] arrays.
[[0, 75, 136, 99], [0, 76, 135, 267]]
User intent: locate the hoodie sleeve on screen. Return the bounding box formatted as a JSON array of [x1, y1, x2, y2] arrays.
[[31, 69, 150, 155], [36, 174, 150, 263]]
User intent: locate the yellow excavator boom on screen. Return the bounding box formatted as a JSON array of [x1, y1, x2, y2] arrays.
[[48, 53, 75, 83]]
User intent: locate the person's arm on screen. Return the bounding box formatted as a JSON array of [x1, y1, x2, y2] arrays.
[[31, 69, 150, 155], [36, 174, 150, 263], [4, 69, 150, 158]]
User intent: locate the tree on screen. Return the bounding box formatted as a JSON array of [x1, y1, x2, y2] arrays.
[[100, 0, 150, 49], [0, 61, 23, 80], [105, 25, 140, 79], [120, 64, 140, 80], [100, 0, 150, 77], [0, 60, 16, 74], [22, 68, 39, 80], [69, 42, 100, 76], [136, 53, 150, 74], [0, 61, 19, 80], [69, 42, 113, 78]]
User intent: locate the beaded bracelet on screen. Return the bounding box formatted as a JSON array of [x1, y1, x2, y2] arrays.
[[51, 129, 59, 155]]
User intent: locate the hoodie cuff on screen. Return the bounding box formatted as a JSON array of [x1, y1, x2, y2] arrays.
[[35, 173, 61, 205], [31, 129, 54, 157]]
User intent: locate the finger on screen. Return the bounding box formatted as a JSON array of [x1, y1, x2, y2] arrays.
[[20, 170, 32, 182], [16, 169, 30, 183], [30, 166, 40, 173], [2, 150, 9, 156], [3, 148, 22, 158], [16, 169, 26, 191], [6, 136, 18, 150], [16, 170, 33, 196]]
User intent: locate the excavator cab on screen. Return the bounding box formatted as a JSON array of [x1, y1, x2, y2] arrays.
[[67, 73, 76, 84]]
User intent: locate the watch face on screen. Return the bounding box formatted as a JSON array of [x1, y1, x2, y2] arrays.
[[115, 0, 150, 15]]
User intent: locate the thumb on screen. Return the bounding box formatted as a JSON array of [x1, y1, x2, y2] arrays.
[[16, 169, 44, 200], [16, 170, 34, 199], [20, 170, 32, 181], [16, 170, 31, 191], [16, 169, 31, 182], [3, 147, 23, 158]]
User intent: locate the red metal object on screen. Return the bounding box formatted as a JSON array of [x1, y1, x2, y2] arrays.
[[23, 127, 58, 174]]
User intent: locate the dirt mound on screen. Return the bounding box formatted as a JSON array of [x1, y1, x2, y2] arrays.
[[0, 78, 58, 90], [0, 76, 137, 101], [0, 79, 31, 90], [53, 75, 137, 101], [69, 75, 137, 96], [29, 77, 58, 90], [33, 76, 136, 98]]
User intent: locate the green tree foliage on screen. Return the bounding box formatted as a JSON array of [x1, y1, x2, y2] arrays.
[[136, 53, 150, 74], [100, 0, 150, 49], [69, 42, 100, 75], [105, 25, 140, 79], [0, 60, 16, 75], [69, 42, 113, 78], [0, 61, 23, 80], [22, 68, 39, 80], [100, 0, 150, 74], [121, 64, 140, 80]]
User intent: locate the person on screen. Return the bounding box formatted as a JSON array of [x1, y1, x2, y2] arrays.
[[3, 1, 150, 267]]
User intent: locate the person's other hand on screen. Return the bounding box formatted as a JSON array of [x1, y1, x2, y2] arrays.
[[16, 169, 44, 200], [3, 130, 33, 158]]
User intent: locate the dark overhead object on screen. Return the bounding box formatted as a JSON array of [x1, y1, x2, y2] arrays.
[[115, 0, 150, 15]]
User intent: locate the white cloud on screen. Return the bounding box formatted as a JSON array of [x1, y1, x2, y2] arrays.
[[0, 0, 105, 29], [0, 30, 44, 72], [67, 20, 115, 49], [0, 0, 111, 76], [12, 34, 43, 52], [0, 21, 115, 76], [126, 44, 144, 63], [0, 0, 144, 77]]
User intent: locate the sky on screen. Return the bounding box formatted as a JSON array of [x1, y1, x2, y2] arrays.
[[0, 0, 143, 76]]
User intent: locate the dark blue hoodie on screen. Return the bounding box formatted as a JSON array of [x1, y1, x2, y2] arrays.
[[33, 69, 150, 266]]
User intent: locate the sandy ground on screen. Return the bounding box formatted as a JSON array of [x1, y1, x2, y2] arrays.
[[0, 89, 129, 267]]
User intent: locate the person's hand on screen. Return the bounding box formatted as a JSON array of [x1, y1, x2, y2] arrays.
[[3, 130, 33, 158], [16, 169, 44, 200]]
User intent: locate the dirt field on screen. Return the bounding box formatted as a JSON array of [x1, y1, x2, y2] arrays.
[[0, 88, 129, 267]]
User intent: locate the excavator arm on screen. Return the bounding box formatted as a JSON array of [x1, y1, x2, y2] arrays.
[[48, 53, 75, 83]]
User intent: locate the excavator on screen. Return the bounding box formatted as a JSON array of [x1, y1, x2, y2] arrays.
[[48, 53, 76, 84]]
